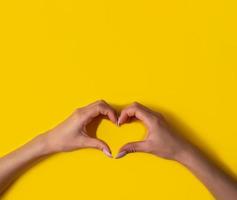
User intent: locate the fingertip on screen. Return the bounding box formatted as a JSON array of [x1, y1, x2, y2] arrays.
[[115, 151, 127, 159], [117, 108, 130, 125], [101, 142, 112, 154], [117, 117, 121, 126], [117, 114, 126, 126], [108, 111, 118, 125], [103, 149, 113, 158], [89, 138, 112, 154]]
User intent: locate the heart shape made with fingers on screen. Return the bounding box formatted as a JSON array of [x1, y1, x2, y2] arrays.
[[86, 115, 146, 158]]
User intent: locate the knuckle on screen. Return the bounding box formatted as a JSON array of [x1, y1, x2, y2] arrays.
[[127, 143, 136, 153], [132, 101, 140, 108], [74, 108, 82, 115], [148, 115, 161, 126], [96, 100, 107, 109], [131, 144, 136, 153], [155, 111, 164, 119], [96, 99, 106, 105], [95, 143, 101, 149], [96, 143, 103, 150], [97, 102, 106, 110], [159, 114, 166, 121], [157, 116, 167, 127]]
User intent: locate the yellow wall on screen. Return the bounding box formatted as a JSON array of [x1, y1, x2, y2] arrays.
[[0, 0, 237, 199]]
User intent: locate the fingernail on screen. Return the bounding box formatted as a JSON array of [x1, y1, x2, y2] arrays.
[[117, 118, 120, 126], [115, 151, 127, 159], [103, 149, 113, 158]]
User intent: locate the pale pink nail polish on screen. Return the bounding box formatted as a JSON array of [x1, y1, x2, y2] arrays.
[[116, 151, 127, 159], [103, 149, 113, 158], [117, 118, 121, 126]]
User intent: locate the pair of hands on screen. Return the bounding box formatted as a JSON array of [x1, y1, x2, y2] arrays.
[[43, 100, 189, 160], [1, 100, 236, 199]]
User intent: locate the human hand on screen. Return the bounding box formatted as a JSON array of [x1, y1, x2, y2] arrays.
[[116, 102, 190, 160], [2, 101, 236, 200], [43, 100, 117, 157]]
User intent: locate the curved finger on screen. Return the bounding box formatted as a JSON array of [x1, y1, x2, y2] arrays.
[[86, 137, 113, 158], [116, 141, 148, 159], [82, 100, 117, 125], [118, 102, 151, 127]]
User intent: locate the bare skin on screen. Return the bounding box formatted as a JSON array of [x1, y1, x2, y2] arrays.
[[0, 100, 117, 195], [0, 100, 237, 200], [116, 102, 237, 200]]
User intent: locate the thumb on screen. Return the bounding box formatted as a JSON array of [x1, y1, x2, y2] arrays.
[[86, 138, 112, 158], [116, 141, 147, 159]]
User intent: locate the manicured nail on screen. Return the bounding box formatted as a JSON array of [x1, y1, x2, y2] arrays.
[[103, 149, 113, 158], [116, 151, 127, 159], [117, 118, 121, 126]]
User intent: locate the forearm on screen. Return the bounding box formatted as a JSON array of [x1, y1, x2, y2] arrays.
[[176, 145, 237, 200], [0, 134, 52, 194]]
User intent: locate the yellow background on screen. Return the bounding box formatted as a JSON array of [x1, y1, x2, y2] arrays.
[[0, 0, 237, 199]]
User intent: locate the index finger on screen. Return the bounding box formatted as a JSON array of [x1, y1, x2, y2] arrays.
[[81, 100, 117, 125], [118, 102, 153, 127]]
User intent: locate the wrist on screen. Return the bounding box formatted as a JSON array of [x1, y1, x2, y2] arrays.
[[174, 143, 198, 165], [32, 133, 57, 156]]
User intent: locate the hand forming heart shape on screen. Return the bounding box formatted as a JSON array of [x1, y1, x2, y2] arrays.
[[45, 100, 189, 160], [1, 105, 235, 199]]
